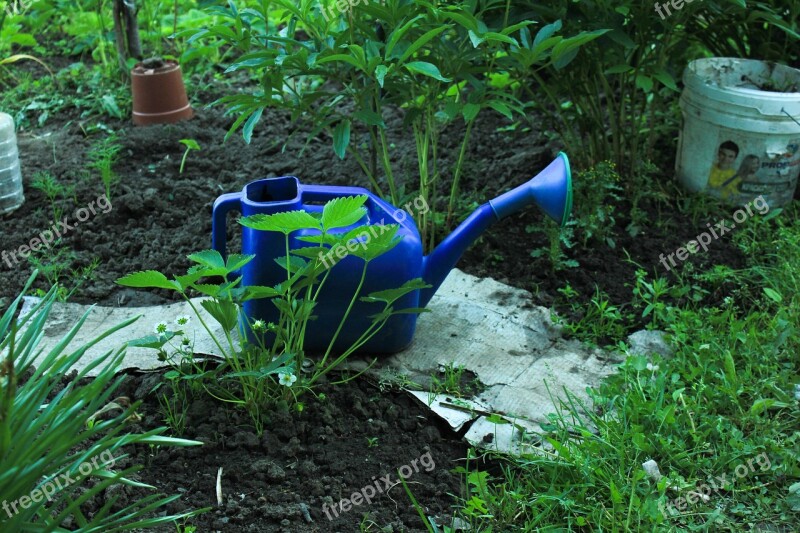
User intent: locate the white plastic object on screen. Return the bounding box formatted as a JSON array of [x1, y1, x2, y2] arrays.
[[677, 58, 800, 208], [0, 112, 24, 215]]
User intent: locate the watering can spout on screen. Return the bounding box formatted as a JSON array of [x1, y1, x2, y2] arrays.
[[419, 152, 572, 307]]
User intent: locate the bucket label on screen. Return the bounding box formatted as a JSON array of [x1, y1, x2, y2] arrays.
[[700, 134, 800, 207]]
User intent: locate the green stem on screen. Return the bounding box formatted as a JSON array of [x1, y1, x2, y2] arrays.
[[447, 119, 474, 229], [184, 298, 230, 359], [378, 126, 398, 205], [317, 261, 369, 372]]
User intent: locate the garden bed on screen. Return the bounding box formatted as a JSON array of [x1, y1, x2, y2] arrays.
[[0, 65, 774, 533], [103, 369, 471, 532]]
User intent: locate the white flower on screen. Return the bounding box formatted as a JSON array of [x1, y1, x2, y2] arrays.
[[175, 315, 191, 327], [278, 373, 297, 387], [154, 322, 168, 335], [646, 363, 659, 372]]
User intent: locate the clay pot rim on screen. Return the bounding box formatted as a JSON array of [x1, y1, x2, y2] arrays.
[[132, 60, 182, 76]]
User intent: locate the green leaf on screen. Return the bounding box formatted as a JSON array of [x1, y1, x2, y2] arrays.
[[179, 139, 201, 151], [116, 271, 180, 291], [750, 398, 791, 415], [635, 74, 654, 92], [239, 211, 321, 234], [399, 25, 450, 64], [404, 61, 451, 82], [652, 68, 678, 91], [188, 250, 226, 270], [242, 107, 264, 144], [275, 255, 308, 274], [226, 253, 254, 272], [763, 287, 782, 303], [322, 195, 368, 230], [242, 285, 281, 300], [534, 20, 562, 47], [385, 15, 425, 58], [375, 64, 388, 87], [361, 278, 431, 305], [353, 109, 386, 128], [127, 332, 177, 350], [488, 100, 513, 120], [200, 299, 238, 332], [605, 64, 633, 75], [462, 103, 480, 122], [468, 30, 484, 48], [317, 53, 363, 70], [333, 119, 351, 159], [347, 224, 402, 262]]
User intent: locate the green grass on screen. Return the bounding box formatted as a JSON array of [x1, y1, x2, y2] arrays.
[[453, 203, 800, 531]]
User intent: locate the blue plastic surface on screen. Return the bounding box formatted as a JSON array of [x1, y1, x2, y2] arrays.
[[212, 155, 572, 354]]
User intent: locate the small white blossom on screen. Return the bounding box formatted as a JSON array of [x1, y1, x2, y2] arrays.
[[278, 373, 297, 387], [175, 315, 191, 327], [646, 363, 659, 372], [154, 322, 168, 335]]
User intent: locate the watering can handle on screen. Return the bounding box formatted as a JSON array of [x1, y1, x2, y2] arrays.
[[212, 192, 242, 259]]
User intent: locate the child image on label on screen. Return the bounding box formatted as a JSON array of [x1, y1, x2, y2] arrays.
[[707, 140, 739, 192]]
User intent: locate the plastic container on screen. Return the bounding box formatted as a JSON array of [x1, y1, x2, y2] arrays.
[[211, 154, 572, 354], [677, 58, 800, 208], [0, 112, 24, 215]]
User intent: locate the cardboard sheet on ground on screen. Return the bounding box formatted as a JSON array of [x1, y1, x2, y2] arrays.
[[12, 269, 618, 455]]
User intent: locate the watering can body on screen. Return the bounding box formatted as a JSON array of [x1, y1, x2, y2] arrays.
[[212, 176, 425, 353], [212, 153, 572, 354]]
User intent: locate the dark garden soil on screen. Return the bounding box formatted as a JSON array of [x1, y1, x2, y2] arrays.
[[39, 366, 478, 533], [0, 63, 770, 531]]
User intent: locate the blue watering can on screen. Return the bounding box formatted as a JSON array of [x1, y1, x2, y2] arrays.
[[212, 153, 572, 354]]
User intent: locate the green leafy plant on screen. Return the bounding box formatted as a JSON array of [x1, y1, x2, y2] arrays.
[[178, 138, 201, 174], [528, 219, 579, 271], [193, 0, 603, 249], [88, 133, 122, 201], [29, 252, 100, 303], [631, 268, 672, 329], [117, 195, 429, 435], [30, 170, 69, 223], [557, 285, 627, 345], [572, 161, 622, 248], [0, 272, 208, 530]]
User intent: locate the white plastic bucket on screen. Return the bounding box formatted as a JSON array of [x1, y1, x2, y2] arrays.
[[0, 112, 24, 215], [676, 58, 800, 208]]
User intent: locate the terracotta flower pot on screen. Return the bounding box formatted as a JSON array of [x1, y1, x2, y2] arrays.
[[131, 59, 193, 126]]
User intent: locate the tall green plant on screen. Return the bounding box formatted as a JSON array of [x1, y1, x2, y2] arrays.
[[0, 273, 208, 531], [117, 195, 428, 434], [515, 0, 797, 173], [192, 0, 602, 249]]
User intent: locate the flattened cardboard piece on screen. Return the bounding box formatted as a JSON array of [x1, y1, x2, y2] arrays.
[[376, 270, 617, 454], [11, 296, 238, 375], [9, 269, 619, 455]]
